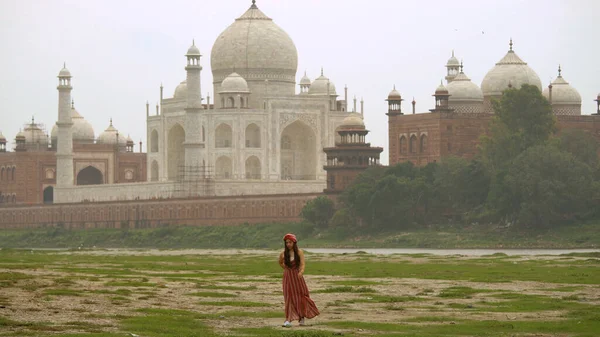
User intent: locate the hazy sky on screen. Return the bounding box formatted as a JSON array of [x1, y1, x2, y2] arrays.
[[1, 0, 598, 164]]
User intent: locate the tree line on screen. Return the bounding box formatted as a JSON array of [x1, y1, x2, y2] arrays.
[[302, 84, 600, 231]]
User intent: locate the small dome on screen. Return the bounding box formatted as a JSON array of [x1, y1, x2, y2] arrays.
[[174, 81, 187, 99], [23, 122, 48, 145], [447, 71, 484, 102], [446, 51, 460, 67], [126, 135, 134, 144], [340, 112, 365, 129], [299, 71, 311, 85], [186, 42, 201, 56], [97, 120, 126, 145], [220, 72, 250, 93], [542, 70, 581, 105], [435, 82, 448, 93], [388, 86, 402, 99], [308, 72, 336, 95], [58, 65, 71, 77], [481, 40, 542, 97], [15, 130, 25, 140], [0, 132, 6, 141]]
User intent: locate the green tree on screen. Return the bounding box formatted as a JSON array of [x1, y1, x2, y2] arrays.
[[555, 129, 599, 169], [504, 145, 595, 227], [480, 84, 557, 173], [300, 196, 335, 229]]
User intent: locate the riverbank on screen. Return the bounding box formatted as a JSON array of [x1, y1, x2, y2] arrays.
[[1, 249, 599, 336], [0, 221, 599, 249]]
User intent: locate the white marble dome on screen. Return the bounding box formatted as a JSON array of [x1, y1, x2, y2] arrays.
[[447, 71, 484, 102], [542, 72, 581, 105], [0, 132, 5, 141], [481, 41, 542, 97], [22, 122, 48, 145], [58, 66, 71, 77], [186, 43, 201, 56], [97, 120, 126, 145], [388, 86, 402, 99], [173, 81, 187, 99], [308, 73, 336, 95], [340, 112, 365, 129], [446, 52, 460, 67], [220, 72, 250, 93], [299, 72, 311, 85], [210, 2, 298, 83], [51, 106, 95, 143]]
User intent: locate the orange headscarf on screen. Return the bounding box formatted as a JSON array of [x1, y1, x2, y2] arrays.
[[283, 233, 297, 243]]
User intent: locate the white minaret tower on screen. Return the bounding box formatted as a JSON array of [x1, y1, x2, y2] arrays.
[[56, 63, 74, 189], [183, 40, 205, 178]]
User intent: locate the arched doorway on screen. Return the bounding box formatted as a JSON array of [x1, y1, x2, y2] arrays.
[[215, 156, 232, 179], [77, 166, 103, 185], [245, 156, 261, 179], [168, 124, 185, 180], [43, 186, 54, 204], [150, 129, 159, 152], [280, 120, 317, 180]]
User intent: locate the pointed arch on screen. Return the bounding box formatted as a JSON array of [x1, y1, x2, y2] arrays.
[[215, 156, 232, 179], [215, 123, 232, 148], [1, 167, 4, 181], [77, 166, 104, 185], [11, 166, 15, 181], [245, 156, 261, 180], [43, 186, 54, 204], [420, 134, 428, 153], [399, 136, 407, 155], [245, 123, 261, 148], [168, 123, 185, 180], [280, 120, 316, 180], [409, 135, 417, 154], [150, 129, 159, 153]]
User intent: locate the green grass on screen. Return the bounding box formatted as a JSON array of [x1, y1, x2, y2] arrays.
[[187, 291, 237, 298], [197, 301, 272, 307], [438, 286, 493, 298]]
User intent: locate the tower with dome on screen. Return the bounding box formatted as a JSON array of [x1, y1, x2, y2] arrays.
[[387, 39, 600, 167]]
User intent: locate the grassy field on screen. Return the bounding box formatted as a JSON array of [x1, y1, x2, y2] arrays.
[[0, 248, 599, 336], [0, 221, 599, 249]]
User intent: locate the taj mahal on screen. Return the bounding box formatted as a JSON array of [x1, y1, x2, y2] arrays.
[[48, 0, 360, 203]]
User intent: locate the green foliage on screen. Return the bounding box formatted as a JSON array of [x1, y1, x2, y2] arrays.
[[556, 128, 600, 169], [504, 145, 595, 227], [300, 196, 335, 229]]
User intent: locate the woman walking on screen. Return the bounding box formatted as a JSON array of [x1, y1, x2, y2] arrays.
[[279, 233, 320, 327]]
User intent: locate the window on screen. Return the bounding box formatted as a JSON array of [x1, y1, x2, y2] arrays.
[[399, 136, 407, 154]]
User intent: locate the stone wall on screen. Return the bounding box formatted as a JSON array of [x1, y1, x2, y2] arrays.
[[0, 193, 321, 229]]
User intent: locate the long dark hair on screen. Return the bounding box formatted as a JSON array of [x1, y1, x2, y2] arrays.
[[284, 241, 301, 269]]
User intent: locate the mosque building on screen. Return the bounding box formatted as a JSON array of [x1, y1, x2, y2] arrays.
[[387, 40, 600, 166]]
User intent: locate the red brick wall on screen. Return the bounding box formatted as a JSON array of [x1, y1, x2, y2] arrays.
[[0, 193, 322, 229]]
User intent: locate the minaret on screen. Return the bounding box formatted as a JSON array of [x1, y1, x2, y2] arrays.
[[56, 63, 74, 188], [445, 50, 460, 83], [183, 40, 205, 180]]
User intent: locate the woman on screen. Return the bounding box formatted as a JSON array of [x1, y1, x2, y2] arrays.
[[279, 233, 320, 327]]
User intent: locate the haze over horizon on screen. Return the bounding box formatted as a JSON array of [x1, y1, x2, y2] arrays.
[[1, 0, 598, 164]]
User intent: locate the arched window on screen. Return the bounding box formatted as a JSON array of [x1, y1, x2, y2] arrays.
[[245, 123, 261, 148], [215, 124, 232, 148], [12, 194, 16, 203], [125, 169, 134, 180], [420, 134, 428, 153], [227, 97, 235, 108], [45, 169, 55, 180], [150, 129, 159, 153], [11, 167, 15, 181], [245, 156, 261, 180], [0, 167, 4, 181], [409, 135, 417, 154], [399, 136, 407, 154]]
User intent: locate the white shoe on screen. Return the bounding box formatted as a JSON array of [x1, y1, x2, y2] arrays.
[[282, 321, 292, 327]]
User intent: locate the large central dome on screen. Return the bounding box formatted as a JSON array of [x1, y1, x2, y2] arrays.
[[211, 2, 298, 106]]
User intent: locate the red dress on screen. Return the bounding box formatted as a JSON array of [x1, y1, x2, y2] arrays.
[[282, 259, 320, 321]]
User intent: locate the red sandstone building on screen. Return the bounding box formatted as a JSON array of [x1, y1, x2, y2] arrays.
[[0, 111, 146, 205], [387, 43, 600, 167]]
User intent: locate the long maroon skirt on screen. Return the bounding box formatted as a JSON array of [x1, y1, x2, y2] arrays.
[[282, 260, 320, 321]]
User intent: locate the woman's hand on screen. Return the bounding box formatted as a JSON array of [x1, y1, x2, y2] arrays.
[[298, 271, 304, 277]]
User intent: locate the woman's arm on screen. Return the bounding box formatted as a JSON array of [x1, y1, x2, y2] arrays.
[[298, 249, 305, 277], [278, 251, 285, 269]]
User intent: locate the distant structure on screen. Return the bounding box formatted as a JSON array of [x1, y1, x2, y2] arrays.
[[323, 113, 383, 194], [388, 40, 600, 166]]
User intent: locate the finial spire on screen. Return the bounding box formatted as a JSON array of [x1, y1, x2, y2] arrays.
[[509, 38, 513, 51], [393, 84, 396, 90], [251, 0, 257, 8], [31, 116, 35, 125], [460, 60, 464, 73], [558, 64, 562, 76], [452, 50, 455, 57], [63, 62, 66, 68], [110, 118, 113, 126], [71, 99, 74, 108], [320, 67, 323, 76]]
